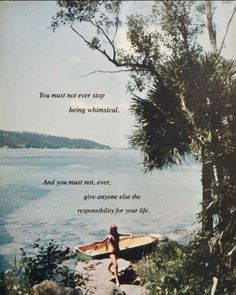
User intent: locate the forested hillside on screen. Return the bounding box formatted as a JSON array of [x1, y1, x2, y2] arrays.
[[0, 130, 110, 149]]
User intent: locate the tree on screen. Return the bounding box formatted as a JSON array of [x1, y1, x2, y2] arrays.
[[130, 53, 236, 257], [51, 0, 236, 265]]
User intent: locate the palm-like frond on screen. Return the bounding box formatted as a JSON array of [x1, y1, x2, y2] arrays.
[[129, 79, 193, 170]]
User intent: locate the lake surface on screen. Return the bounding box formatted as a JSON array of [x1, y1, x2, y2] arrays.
[[0, 149, 201, 271]]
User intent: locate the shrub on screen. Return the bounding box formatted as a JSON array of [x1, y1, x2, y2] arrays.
[[0, 239, 84, 295], [0, 269, 32, 295], [19, 239, 83, 287], [135, 234, 236, 295]]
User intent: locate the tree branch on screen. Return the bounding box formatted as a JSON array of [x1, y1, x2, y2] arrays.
[[218, 6, 236, 56], [112, 18, 119, 43], [70, 24, 160, 79], [80, 69, 132, 78], [71, 24, 93, 48], [89, 19, 116, 59], [210, 277, 218, 295], [70, 24, 115, 63]]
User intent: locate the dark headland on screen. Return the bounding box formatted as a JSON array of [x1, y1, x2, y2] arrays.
[[0, 130, 111, 150]]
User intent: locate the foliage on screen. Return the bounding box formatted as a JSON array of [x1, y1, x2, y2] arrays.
[[135, 237, 236, 295], [51, 0, 204, 93], [129, 54, 236, 255], [0, 240, 84, 295], [0, 270, 32, 295], [19, 239, 83, 287]]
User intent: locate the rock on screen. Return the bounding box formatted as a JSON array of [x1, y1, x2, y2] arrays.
[[84, 282, 147, 295], [32, 280, 83, 295], [87, 281, 125, 295], [152, 233, 168, 241], [75, 259, 134, 295], [120, 284, 148, 295], [75, 258, 132, 283]]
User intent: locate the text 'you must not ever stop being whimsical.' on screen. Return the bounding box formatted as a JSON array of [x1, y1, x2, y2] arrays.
[[39, 91, 120, 114]]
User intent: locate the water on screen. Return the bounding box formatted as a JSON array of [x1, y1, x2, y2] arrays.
[[0, 149, 201, 271]]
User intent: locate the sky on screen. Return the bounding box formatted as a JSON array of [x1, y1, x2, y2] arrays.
[[0, 1, 235, 148]]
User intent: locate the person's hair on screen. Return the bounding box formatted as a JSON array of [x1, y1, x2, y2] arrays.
[[109, 224, 118, 236]]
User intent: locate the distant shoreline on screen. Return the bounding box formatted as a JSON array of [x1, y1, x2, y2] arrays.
[[0, 147, 131, 151], [0, 130, 111, 150]]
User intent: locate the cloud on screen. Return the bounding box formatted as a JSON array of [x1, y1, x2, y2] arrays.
[[66, 56, 81, 64]]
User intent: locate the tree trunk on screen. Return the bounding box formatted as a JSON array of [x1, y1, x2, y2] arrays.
[[202, 0, 217, 234], [205, 0, 217, 53], [202, 159, 214, 233]]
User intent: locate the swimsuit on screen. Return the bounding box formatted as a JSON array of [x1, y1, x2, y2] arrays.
[[109, 233, 120, 255]]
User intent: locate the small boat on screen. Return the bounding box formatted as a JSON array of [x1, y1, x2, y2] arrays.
[[75, 234, 164, 260]]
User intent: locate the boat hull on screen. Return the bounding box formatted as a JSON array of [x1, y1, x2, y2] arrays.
[[75, 234, 163, 260]]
